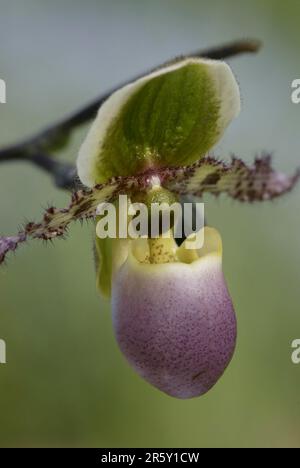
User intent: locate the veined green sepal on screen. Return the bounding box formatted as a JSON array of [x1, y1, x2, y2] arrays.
[[77, 58, 240, 186]]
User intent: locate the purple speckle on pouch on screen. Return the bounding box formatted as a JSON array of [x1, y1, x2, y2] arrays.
[[112, 257, 237, 399]]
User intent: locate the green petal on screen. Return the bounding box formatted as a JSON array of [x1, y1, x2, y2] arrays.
[[95, 235, 113, 298], [77, 58, 240, 186], [163, 155, 300, 202], [95, 235, 133, 299]]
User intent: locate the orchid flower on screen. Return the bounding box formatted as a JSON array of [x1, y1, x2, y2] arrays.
[[0, 52, 299, 399]]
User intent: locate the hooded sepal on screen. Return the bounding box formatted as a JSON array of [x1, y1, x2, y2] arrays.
[[77, 58, 240, 186]]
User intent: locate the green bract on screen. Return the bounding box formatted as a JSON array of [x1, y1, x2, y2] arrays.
[[77, 58, 240, 186]]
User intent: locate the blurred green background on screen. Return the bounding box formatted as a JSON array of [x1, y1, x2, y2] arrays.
[[0, 0, 300, 448]]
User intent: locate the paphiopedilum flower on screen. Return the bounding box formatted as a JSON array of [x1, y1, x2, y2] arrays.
[[0, 55, 298, 398]]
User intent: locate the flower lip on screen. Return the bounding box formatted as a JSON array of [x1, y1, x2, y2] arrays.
[[112, 226, 236, 399]]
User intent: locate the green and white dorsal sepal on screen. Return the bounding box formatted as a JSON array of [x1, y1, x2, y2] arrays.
[[77, 57, 241, 187]]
